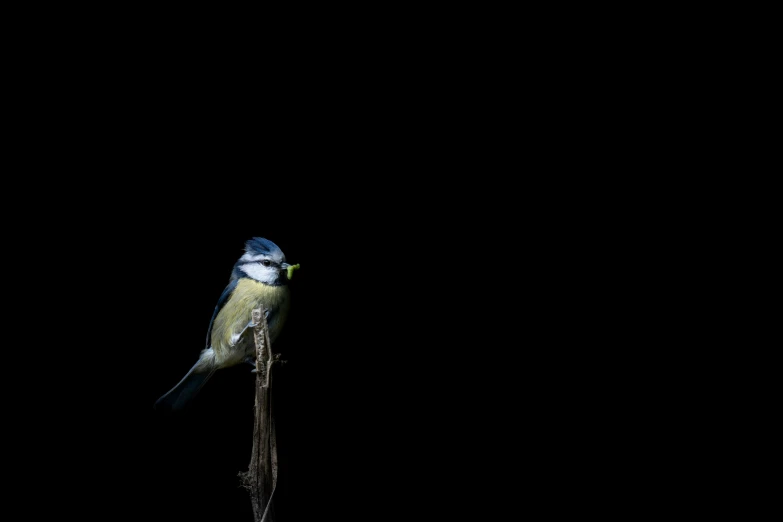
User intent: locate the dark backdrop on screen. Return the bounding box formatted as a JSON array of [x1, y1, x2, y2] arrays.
[[56, 163, 517, 522], [18, 27, 629, 521], [59, 192, 595, 522]]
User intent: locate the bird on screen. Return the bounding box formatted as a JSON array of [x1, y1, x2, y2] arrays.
[[155, 237, 298, 411]]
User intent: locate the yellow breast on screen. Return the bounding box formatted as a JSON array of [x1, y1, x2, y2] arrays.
[[211, 278, 290, 361]]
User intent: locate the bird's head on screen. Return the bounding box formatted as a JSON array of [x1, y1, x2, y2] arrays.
[[232, 237, 298, 286]]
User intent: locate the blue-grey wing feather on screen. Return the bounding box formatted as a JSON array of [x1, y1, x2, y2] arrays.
[[205, 279, 238, 349]]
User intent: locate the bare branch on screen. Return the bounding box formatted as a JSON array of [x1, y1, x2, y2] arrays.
[[239, 307, 280, 522]]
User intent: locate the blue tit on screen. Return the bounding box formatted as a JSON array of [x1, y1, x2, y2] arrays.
[[155, 237, 297, 411]]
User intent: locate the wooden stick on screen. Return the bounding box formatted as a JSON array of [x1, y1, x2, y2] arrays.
[[239, 308, 280, 522]]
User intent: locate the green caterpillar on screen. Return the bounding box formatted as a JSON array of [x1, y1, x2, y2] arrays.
[[287, 263, 301, 280]]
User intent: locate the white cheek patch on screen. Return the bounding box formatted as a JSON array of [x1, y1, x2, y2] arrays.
[[240, 263, 277, 284]]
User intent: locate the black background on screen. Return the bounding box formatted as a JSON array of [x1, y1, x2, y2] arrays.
[[41, 129, 532, 522], [23, 94, 619, 521], [57, 204, 534, 522], [10, 21, 640, 520], [47, 190, 606, 521]]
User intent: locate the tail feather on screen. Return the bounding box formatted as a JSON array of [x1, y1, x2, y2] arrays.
[[155, 364, 216, 412]]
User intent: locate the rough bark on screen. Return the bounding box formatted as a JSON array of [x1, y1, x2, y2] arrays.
[[239, 307, 280, 522]]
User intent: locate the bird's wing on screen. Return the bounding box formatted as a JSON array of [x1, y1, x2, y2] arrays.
[[205, 279, 238, 349]]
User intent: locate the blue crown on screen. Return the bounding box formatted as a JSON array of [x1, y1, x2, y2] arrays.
[[245, 237, 282, 256]]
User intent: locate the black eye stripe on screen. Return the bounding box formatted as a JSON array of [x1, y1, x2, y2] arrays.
[[240, 259, 274, 266]]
